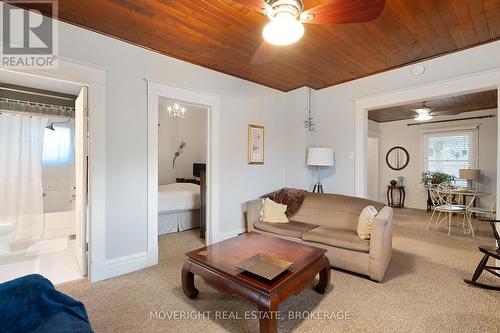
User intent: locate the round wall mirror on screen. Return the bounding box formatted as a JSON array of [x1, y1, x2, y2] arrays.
[[386, 146, 409, 170]]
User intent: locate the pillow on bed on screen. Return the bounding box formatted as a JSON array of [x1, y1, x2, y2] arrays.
[[260, 198, 289, 223]]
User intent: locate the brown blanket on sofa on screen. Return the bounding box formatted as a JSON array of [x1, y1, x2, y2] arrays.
[[261, 188, 307, 218]]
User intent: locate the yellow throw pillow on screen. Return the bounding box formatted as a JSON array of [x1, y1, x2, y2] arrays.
[[357, 206, 378, 240], [260, 198, 289, 223]]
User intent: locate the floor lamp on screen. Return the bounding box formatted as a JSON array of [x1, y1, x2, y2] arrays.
[[307, 147, 334, 193]]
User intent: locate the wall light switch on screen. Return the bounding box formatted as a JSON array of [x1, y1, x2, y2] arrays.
[[349, 152, 355, 159]]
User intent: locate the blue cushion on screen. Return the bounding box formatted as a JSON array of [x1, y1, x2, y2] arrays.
[[0, 274, 92, 333]]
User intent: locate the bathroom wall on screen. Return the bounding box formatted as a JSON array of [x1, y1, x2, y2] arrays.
[[42, 118, 76, 213], [158, 103, 208, 185]]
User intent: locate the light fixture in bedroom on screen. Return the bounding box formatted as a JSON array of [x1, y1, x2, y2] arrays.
[[167, 103, 186, 119]]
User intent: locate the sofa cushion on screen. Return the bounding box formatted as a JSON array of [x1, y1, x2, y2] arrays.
[[262, 188, 307, 218], [291, 193, 385, 231], [254, 220, 317, 238], [261, 198, 289, 223], [357, 205, 378, 240], [301, 227, 370, 253]]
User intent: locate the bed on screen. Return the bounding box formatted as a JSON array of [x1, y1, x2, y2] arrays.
[[158, 182, 201, 234]]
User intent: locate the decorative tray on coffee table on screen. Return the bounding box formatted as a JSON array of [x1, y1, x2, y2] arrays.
[[236, 254, 293, 280]]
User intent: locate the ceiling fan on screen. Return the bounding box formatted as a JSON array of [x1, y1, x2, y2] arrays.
[[233, 0, 386, 65], [412, 102, 463, 121]]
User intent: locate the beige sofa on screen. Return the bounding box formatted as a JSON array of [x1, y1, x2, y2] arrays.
[[246, 192, 394, 282]]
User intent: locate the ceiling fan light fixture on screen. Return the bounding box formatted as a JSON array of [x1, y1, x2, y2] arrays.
[[414, 106, 432, 114], [413, 102, 433, 121], [263, 14, 304, 45], [415, 113, 433, 121]]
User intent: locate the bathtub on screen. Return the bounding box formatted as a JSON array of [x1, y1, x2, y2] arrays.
[[43, 210, 75, 239]]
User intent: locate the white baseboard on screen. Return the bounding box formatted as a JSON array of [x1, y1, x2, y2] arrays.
[[105, 252, 148, 280], [404, 201, 427, 210], [93, 229, 245, 282], [212, 228, 245, 243]]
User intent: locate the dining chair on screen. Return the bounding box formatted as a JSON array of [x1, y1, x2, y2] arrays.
[[465, 194, 497, 237], [432, 183, 467, 235], [427, 186, 444, 229]]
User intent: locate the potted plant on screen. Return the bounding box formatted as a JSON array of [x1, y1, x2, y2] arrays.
[[420, 171, 456, 186]]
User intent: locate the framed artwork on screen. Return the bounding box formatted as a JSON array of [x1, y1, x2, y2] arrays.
[[248, 124, 264, 165]]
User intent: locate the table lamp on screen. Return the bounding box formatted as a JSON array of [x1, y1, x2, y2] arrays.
[[459, 169, 480, 191], [307, 147, 334, 193]]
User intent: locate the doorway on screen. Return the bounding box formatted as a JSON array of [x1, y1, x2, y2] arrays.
[[157, 99, 208, 239], [0, 75, 89, 284], [146, 82, 220, 266]]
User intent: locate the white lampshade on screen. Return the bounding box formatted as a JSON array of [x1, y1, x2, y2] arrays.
[[307, 148, 334, 167]]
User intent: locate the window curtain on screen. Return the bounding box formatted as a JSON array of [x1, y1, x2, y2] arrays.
[[0, 113, 48, 241]]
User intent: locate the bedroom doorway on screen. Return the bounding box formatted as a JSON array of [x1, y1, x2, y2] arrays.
[[157, 100, 208, 239], [146, 82, 220, 267]]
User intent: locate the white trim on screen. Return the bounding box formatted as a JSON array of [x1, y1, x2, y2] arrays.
[[105, 252, 148, 279], [0, 59, 107, 282], [146, 81, 221, 267], [355, 68, 500, 198], [404, 201, 428, 210], [212, 228, 245, 243]]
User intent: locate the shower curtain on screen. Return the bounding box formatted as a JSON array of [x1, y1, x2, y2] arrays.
[[0, 113, 48, 241]]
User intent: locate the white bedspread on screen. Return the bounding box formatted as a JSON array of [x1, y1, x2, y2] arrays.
[[158, 183, 201, 213]]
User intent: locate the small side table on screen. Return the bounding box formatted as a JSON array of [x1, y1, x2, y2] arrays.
[[387, 185, 405, 208]]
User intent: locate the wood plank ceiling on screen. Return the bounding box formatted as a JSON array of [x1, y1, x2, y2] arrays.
[[368, 90, 498, 123], [16, 0, 500, 91]]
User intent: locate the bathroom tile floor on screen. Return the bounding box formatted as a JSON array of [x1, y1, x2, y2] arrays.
[[0, 239, 83, 285]]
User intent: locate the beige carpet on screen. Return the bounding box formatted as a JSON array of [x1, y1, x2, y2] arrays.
[[59, 208, 500, 332]]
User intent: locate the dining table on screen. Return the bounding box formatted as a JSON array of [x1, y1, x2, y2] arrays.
[[424, 187, 490, 213]]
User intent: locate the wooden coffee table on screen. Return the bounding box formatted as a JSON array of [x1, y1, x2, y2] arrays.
[[181, 232, 331, 333]]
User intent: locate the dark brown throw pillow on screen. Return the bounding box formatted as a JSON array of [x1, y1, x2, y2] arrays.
[[261, 188, 307, 218]]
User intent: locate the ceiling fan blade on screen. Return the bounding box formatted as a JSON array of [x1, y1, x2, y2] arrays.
[[432, 110, 463, 116], [250, 42, 278, 65], [232, 0, 267, 13], [301, 0, 385, 25]]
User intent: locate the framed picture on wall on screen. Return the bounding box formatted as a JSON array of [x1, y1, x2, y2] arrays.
[[248, 124, 264, 165]]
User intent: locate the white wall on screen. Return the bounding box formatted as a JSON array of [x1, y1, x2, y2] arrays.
[[372, 109, 497, 208], [285, 41, 500, 196], [158, 103, 207, 185], [14, 20, 287, 261], [284, 87, 320, 190]]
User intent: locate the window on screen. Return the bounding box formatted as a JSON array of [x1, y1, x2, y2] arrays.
[[42, 125, 74, 166], [422, 128, 478, 186]]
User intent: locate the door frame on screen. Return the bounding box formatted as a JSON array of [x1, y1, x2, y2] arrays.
[[367, 134, 380, 201], [146, 81, 220, 266], [0, 59, 107, 282], [354, 68, 500, 200], [354, 68, 500, 266]]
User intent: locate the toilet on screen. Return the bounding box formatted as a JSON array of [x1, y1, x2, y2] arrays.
[[0, 221, 16, 255]]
